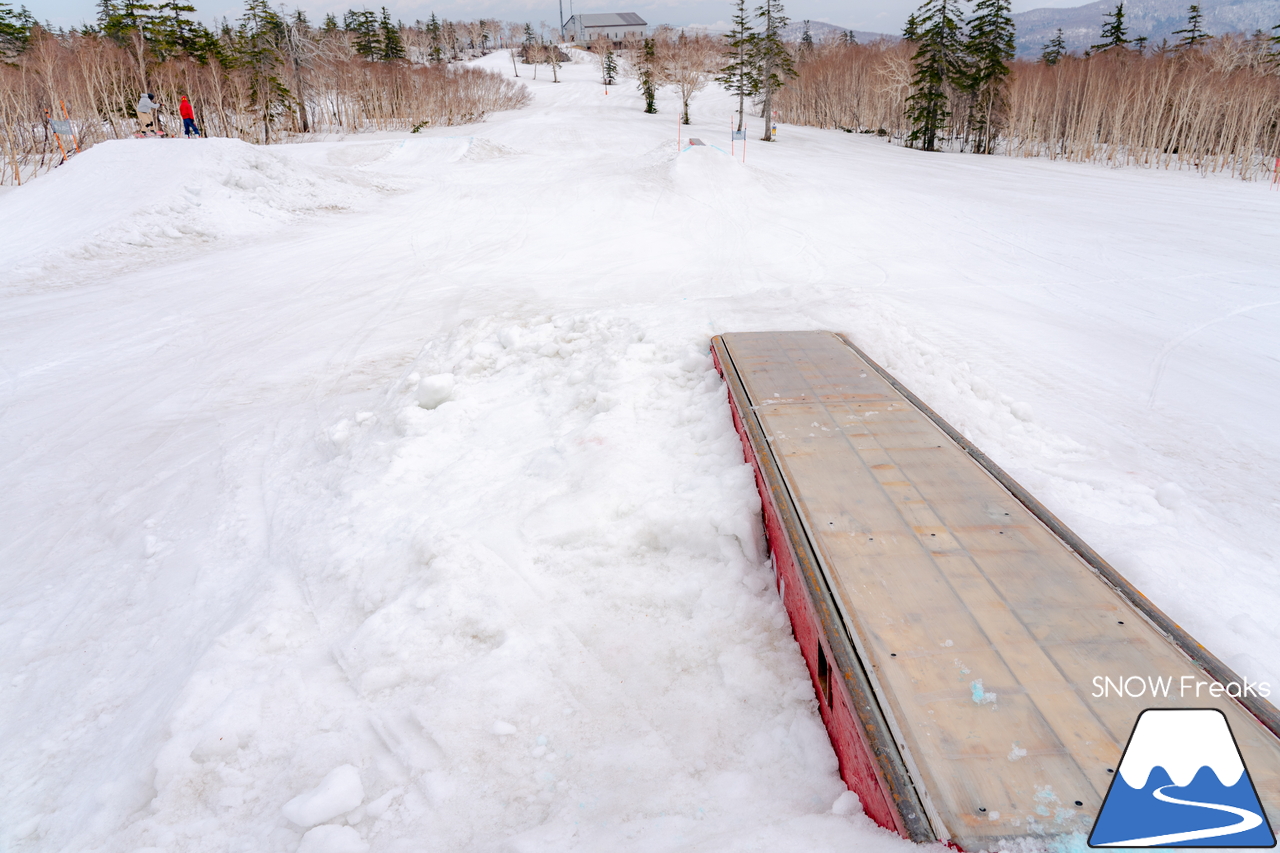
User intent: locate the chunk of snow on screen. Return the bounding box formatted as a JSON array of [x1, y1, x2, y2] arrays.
[[282, 765, 365, 827], [298, 825, 369, 853]]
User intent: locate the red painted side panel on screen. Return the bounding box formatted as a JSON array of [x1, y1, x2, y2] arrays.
[[713, 346, 906, 838]]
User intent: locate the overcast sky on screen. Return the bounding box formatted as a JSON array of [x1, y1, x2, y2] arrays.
[[30, 0, 1087, 39]]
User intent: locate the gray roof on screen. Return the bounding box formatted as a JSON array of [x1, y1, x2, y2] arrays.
[[574, 12, 646, 27]]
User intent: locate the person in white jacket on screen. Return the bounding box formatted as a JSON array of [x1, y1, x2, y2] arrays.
[[136, 93, 160, 136]]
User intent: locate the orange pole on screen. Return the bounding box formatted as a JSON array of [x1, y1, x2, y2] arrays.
[[61, 101, 80, 153], [46, 109, 68, 165]]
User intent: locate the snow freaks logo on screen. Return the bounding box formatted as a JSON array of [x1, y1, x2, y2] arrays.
[[1088, 709, 1276, 847]]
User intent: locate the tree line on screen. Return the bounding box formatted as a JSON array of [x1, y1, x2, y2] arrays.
[[773, 2, 1280, 179], [0, 1, 532, 184]]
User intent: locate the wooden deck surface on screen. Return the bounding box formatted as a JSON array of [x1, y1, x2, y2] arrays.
[[717, 330, 1280, 850]]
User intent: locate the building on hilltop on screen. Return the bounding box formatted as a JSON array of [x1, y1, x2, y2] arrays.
[[564, 13, 647, 47]]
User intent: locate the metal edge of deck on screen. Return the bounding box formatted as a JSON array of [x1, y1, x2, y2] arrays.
[[833, 332, 1280, 742], [711, 335, 938, 844]]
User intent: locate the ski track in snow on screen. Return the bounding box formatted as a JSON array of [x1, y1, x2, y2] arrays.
[[2, 50, 1280, 853]]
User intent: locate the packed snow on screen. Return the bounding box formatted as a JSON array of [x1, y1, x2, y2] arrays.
[[2, 49, 1280, 853]]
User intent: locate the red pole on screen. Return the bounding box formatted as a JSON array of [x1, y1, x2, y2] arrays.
[[730, 113, 734, 156]]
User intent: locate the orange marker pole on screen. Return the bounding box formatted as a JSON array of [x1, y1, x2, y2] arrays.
[[46, 109, 68, 165], [61, 101, 79, 153]]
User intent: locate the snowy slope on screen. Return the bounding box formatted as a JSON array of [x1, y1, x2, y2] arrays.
[[2, 50, 1280, 853]]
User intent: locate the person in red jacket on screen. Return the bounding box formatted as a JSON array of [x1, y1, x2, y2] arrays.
[[179, 96, 200, 138]]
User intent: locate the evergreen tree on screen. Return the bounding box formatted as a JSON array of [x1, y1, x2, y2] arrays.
[[843, 28, 857, 44], [237, 0, 291, 143], [636, 36, 658, 112], [0, 1, 35, 54], [752, 0, 795, 141], [379, 6, 404, 60], [1040, 27, 1065, 64], [963, 0, 1014, 154], [800, 19, 813, 50], [905, 0, 965, 151], [1172, 4, 1211, 48], [1090, 3, 1129, 52], [345, 8, 380, 58], [321, 12, 337, 32], [603, 46, 617, 84], [1132, 34, 1147, 52], [902, 13, 921, 40], [716, 0, 757, 132], [152, 0, 208, 58], [427, 13, 445, 62], [1270, 22, 1280, 64]]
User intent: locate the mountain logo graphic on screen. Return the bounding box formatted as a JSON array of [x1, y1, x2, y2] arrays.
[[1089, 708, 1276, 847]]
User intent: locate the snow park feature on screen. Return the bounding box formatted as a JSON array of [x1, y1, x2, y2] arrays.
[[4, 46, 1280, 853], [711, 331, 1280, 850]]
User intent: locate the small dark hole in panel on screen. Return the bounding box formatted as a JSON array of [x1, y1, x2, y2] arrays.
[[1074, 801, 1083, 806], [817, 644, 831, 707]]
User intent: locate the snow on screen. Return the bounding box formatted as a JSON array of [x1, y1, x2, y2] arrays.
[[1, 49, 1279, 853]]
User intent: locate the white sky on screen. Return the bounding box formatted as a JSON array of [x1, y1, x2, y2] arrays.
[[29, 0, 1086, 36]]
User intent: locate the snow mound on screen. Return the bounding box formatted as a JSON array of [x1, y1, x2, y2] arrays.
[[0, 138, 387, 287]]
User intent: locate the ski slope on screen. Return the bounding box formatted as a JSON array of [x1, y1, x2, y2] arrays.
[[2, 51, 1279, 853]]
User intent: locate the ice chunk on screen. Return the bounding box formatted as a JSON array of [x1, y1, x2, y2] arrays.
[[415, 374, 455, 410], [282, 764, 365, 827]]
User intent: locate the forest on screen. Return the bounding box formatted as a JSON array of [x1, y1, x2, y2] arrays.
[[0, 0, 532, 183], [3, 0, 1280, 184], [776, 4, 1280, 181]]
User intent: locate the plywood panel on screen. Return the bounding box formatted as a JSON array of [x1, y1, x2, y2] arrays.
[[719, 331, 1280, 850]]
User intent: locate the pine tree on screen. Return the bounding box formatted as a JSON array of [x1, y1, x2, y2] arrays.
[[322, 12, 337, 32], [151, 0, 205, 58], [345, 8, 380, 58], [379, 7, 404, 60], [636, 36, 659, 112], [905, 0, 965, 151], [1172, 4, 1211, 48], [800, 19, 813, 50], [427, 13, 445, 62], [603, 46, 617, 84], [1090, 3, 1129, 53], [963, 0, 1014, 154], [716, 0, 757, 132], [843, 29, 858, 44], [237, 0, 291, 143], [0, 1, 35, 54], [902, 13, 921, 40], [752, 0, 795, 141], [1040, 27, 1065, 64]]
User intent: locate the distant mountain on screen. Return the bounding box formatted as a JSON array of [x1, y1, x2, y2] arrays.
[[780, 19, 896, 44], [1012, 0, 1280, 56]]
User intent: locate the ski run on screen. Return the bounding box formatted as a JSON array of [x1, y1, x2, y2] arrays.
[[2, 48, 1280, 853]]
